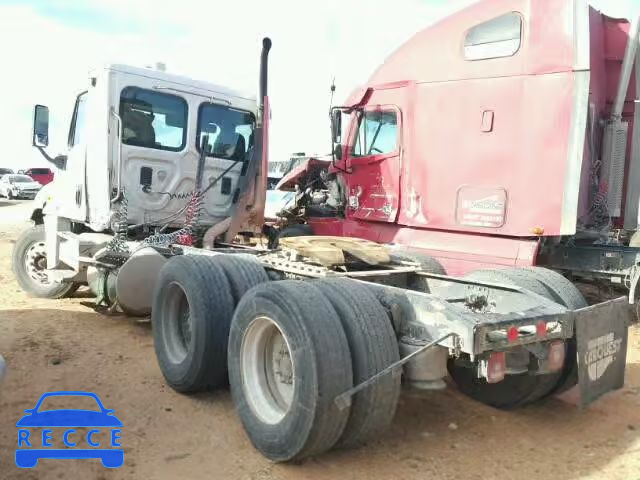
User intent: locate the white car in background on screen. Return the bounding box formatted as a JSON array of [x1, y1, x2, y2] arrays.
[[0, 174, 42, 200]]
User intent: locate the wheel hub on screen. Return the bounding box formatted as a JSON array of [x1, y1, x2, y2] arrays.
[[273, 339, 293, 384], [163, 282, 193, 364], [24, 242, 51, 285], [241, 316, 295, 424], [179, 308, 192, 347]]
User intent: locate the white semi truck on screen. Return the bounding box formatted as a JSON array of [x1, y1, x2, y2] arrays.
[[17, 40, 272, 312]]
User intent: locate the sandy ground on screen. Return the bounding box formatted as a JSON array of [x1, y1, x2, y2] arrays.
[[0, 200, 639, 480]]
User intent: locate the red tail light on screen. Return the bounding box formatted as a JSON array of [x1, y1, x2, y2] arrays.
[[536, 321, 547, 337], [486, 352, 506, 384], [547, 341, 565, 372]]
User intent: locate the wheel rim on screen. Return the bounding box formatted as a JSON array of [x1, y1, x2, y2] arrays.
[[164, 282, 192, 364], [23, 241, 52, 285], [241, 316, 295, 424]]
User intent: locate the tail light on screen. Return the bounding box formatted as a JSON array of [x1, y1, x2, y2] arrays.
[[547, 341, 565, 372], [507, 326, 519, 342], [486, 352, 506, 384]]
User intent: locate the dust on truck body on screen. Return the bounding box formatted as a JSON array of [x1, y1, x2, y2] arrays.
[[11, 1, 634, 464]]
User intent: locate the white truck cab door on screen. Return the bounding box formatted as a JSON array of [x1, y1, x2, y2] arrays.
[[56, 92, 88, 222]]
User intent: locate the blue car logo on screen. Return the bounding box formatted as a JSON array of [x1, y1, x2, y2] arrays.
[[16, 391, 123, 468]]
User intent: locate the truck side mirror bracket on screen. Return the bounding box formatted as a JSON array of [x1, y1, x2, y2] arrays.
[[330, 107, 352, 173], [32, 105, 50, 148], [331, 108, 342, 144], [32, 104, 66, 170]]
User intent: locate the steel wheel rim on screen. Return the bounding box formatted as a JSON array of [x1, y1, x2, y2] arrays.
[[23, 241, 51, 285], [241, 316, 295, 424], [164, 282, 192, 364]]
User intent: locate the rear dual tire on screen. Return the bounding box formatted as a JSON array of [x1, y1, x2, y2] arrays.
[[447, 267, 585, 409], [517, 267, 587, 394], [229, 278, 400, 461], [314, 278, 400, 448], [152, 255, 269, 393], [228, 281, 353, 461], [153, 257, 400, 460]]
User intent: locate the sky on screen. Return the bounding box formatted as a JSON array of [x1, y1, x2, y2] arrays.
[[0, 0, 637, 171]]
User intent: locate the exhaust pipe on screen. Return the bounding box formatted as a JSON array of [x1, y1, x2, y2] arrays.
[[206, 37, 272, 246], [612, 17, 640, 120], [258, 37, 272, 126]]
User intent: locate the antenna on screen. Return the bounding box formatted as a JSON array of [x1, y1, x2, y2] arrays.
[[329, 77, 336, 114]]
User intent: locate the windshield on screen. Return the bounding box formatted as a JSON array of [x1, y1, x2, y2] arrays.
[[197, 103, 255, 161], [9, 175, 33, 183]]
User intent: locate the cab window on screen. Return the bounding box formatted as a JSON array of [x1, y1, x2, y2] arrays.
[[352, 110, 398, 157], [68, 92, 88, 147], [120, 87, 187, 151], [197, 103, 255, 161], [464, 12, 522, 60]]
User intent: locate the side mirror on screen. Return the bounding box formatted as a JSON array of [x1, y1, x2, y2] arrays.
[[333, 143, 342, 161], [33, 105, 50, 147], [331, 109, 342, 144]]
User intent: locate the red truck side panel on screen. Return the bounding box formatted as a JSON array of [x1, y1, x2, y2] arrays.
[[308, 217, 539, 276], [395, 72, 577, 237], [341, 0, 587, 239], [314, 0, 602, 274]]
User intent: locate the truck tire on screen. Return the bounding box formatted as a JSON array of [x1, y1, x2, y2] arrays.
[[447, 268, 563, 409], [208, 255, 269, 304], [271, 224, 313, 248], [314, 278, 400, 447], [517, 267, 587, 394], [152, 255, 234, 393], [517, 267, 587, 310], [389, 250, 446, 275], [389, 250, 445, 292], [11, 225, 79, 299], [228, 280, 353, 462]]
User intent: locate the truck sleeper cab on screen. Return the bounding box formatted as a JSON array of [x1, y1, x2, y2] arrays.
[[301, 0, 640, 302]]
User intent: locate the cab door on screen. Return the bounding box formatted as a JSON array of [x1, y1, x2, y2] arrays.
[[344, 88, 403, 223], [58, 92, 89, 222]]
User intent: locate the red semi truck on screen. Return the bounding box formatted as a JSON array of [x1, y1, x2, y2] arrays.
[[319, 2, 638, 272], [278, 0, 640, 297], [266, 0, 638, 429]]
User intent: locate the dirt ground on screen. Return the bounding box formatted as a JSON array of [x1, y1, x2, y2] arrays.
[[0, 201, 639, 480]]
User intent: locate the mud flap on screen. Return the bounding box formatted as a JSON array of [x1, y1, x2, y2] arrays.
[[575, 297, 630, 407]]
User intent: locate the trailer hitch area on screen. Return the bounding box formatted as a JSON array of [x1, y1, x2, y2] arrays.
[[334, 333, 460, 410]]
